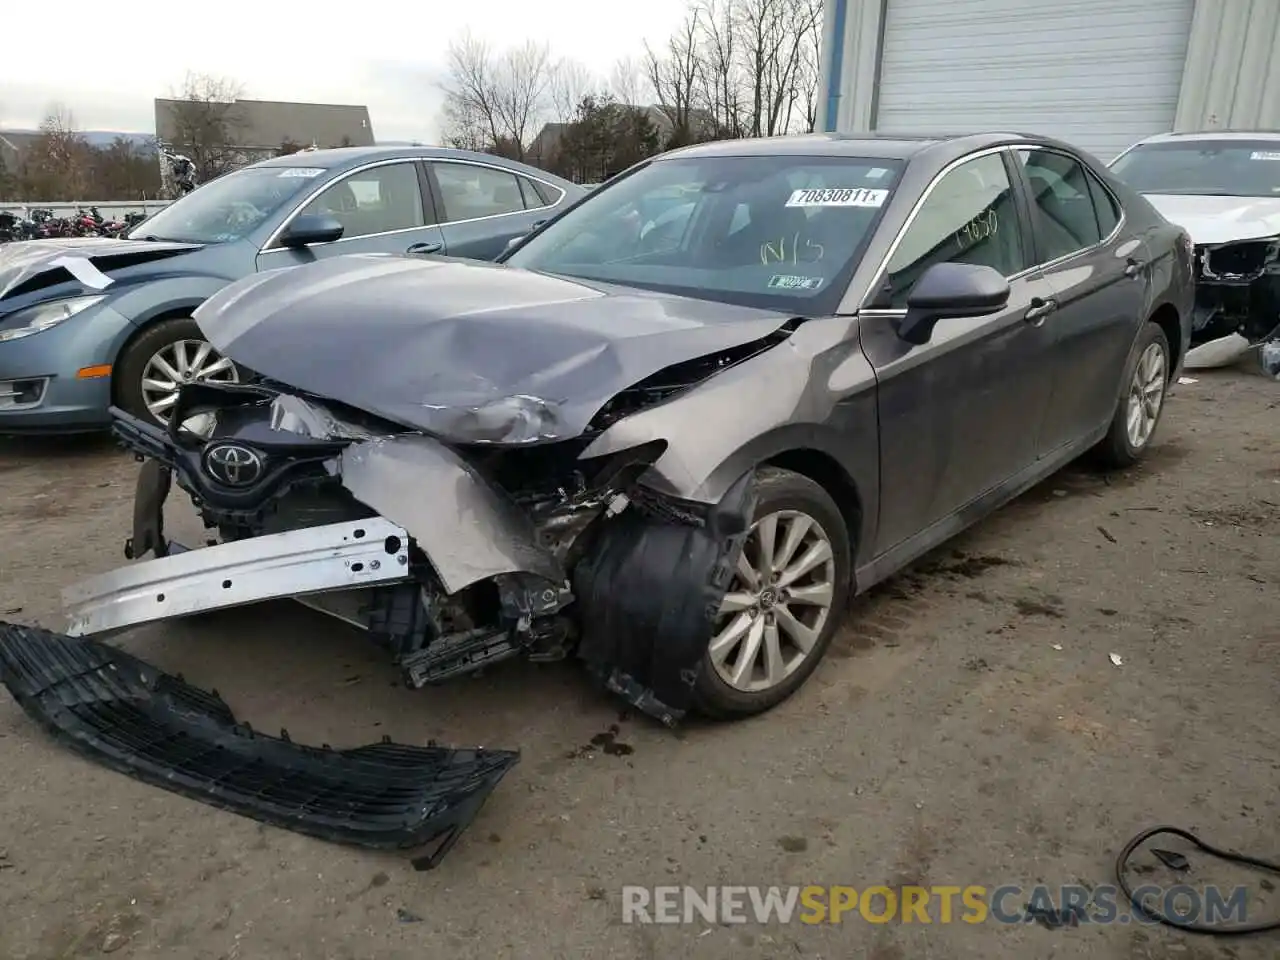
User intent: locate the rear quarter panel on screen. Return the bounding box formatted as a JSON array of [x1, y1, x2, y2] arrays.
[[1092, 164, 1195, 368]]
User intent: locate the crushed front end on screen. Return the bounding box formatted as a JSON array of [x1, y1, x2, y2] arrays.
[[2, 345, 769, 857], [98, 372, 754, 724], [1191, 235, 1280, 348]]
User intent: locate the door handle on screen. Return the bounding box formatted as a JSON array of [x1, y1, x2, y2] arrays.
[[406, 241, 443, 255], [1124, 258, 1144, 278], [1024, 297, 1057, 324]]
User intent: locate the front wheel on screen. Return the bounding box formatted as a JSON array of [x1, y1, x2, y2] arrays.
[[115, 317, 239, 426], [693, 467, 852, 720], [1092, 321, 1171, 469]]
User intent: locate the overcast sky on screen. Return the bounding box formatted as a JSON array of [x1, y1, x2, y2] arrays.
[[0, 0, 692, 141]]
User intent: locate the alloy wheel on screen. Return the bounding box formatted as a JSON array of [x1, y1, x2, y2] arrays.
[[1125, 342, 1167, 449], [709, 509, 837, 693], [140, 339, 239, 423]]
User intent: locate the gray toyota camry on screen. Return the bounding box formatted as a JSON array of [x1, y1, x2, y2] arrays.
[[0, 132, 1194, 861]]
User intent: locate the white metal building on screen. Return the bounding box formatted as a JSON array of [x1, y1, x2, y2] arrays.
[[817, 0, 1280, 161]]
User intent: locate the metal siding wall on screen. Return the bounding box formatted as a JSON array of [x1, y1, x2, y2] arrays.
[[816, 0, 1280, 143], [818, 0, 885, 133], [1175, 0, 1280, 130], [871, 0, 1194, 160]]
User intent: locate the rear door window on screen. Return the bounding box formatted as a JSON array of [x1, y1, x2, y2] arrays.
[[432, 163, 528, 222], [1015, 149, 1104, 262], [1086, 173, 1122, 238]]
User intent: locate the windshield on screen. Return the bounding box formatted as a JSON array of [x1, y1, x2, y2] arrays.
[[1110, 140, 1280, 198], [128, 166, 327, 243], [504, 154, 903, 313]]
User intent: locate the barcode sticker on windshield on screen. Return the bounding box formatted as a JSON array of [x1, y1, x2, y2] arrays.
[[786, 187, 888, 208], [1249, 151, 1280, 161], [278, 168, 325, 178], [769, 274, 824, 291]]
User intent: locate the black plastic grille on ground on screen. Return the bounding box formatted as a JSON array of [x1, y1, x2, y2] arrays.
[[0, 622, 520, 869]]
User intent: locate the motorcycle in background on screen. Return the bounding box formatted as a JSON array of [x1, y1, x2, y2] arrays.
[[162, 149, 197, 195], [0, 209, 36, 242]]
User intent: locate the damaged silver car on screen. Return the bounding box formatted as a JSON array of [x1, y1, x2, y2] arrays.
[[1110, 131, 1280, 374], [0, 132, 1195, 861]]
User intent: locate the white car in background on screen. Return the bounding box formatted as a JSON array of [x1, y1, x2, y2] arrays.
[[1110, 131, 1280, 374]]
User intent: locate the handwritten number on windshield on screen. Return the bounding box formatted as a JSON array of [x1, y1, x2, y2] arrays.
[[760, 234, 825, 265]]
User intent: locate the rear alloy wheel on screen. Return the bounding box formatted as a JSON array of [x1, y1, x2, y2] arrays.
[[693, 467, 851, 719], [116, 317, 239, 426], [1092, 321, 1170, 469]]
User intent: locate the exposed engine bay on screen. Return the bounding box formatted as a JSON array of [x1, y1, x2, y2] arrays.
[[102, 331, 789, 724], [1191, 235, 1280, 347]]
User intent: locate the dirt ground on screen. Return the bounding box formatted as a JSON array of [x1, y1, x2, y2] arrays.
[[0, 365, 1276, 960]]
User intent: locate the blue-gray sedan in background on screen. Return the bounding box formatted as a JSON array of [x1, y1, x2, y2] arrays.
[[0, 146, 583, 433]]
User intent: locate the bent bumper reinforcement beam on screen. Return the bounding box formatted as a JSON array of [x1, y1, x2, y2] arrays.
[[63, 518, 413, 637], [0, 624, 519, 868]]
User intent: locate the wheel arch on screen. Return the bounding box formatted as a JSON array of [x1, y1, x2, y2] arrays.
[[1147, 301, 1183, 375], [640, 420, 876, 576], [110, 307, 203, 407], [761, 448, 865, 591]]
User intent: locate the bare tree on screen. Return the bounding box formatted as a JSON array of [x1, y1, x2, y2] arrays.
[[549, 58, 596, 122], [645, 0, 824, 144], [439, 32, 505, 150], [164, 72, 248, 182], [645, 8, 704, 145], [439, 99, 491, 152], [495, 40, 555, 159], [794, 0, 824, 132], [438, 31, 555, 160], [608, 56, 652, 107], [19, 104, 90, 199], [695, 0, 745, 137], [749, 0, 822, 136]]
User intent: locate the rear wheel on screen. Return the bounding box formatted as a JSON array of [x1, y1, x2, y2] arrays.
[[1092, 321, 1170, 469], [115, 317, 239, 426], [693, 467, 852, 719]]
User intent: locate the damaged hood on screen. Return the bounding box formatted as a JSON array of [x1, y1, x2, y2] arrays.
[[1145, 194, 1280, 245], [0, 236, 203, 303], [196, 254, 795, 442]]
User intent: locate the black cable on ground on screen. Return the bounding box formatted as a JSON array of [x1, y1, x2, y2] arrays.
[[1116, 825, 1280, 935]]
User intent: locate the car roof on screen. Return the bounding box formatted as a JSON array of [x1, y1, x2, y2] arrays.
[[247, 145, 576, 185], [657, 130, 1084, 164], [1129, 130, 1280, 146]]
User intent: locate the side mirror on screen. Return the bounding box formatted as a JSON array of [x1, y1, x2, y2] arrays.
[[505, 234, 524, 252], [897, 262, 1010, 345], [279, 214, 344, 247]]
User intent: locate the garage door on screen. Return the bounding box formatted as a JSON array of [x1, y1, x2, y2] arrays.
[[873, 0, 1194, 162]]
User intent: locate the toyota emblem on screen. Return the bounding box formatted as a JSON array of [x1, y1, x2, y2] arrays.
[[203, 442, 264, 487]]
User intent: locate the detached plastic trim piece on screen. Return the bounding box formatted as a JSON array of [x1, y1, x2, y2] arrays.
[[0, 623, 519, 869]]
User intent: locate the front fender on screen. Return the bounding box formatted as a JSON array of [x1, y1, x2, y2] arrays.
[[578, 316, 879, 546], [109, 275, 234, 328]]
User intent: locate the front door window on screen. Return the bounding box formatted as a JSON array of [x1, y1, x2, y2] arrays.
[[295, 162, 427, 240], [881, 153, 1029, 307]]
